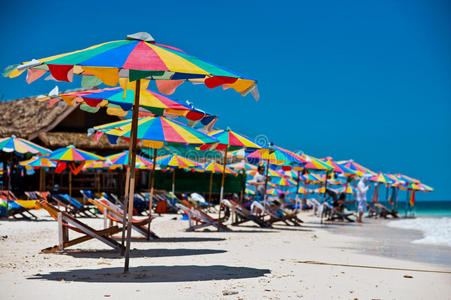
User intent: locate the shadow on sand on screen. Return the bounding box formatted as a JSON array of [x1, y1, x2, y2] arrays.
[[29, 265, 271, 283], [58, 248, 226, 259], [123, 237, 227, 243]]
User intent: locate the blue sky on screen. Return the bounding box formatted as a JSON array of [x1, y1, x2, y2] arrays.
[[1, 0, 450, 200]]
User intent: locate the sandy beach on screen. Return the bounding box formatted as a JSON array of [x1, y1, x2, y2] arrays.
[[1, 211, 450, 300]]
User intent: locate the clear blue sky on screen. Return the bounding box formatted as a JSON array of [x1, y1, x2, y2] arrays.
[[1, 0, 450, 200]]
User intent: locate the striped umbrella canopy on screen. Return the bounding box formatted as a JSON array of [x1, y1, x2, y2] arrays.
[[19, 156, 56, 168], [0, 135, 51, 155], [369, 173, 396, 184], [396, 174, 421, 185], [6, 32, 258, 99], [267, 188, 284, 196], [412, 183, 434, 192], [336, 185, 357, 194], [299, 173, 325, 183], [83, 160, 112, 170], [228, 149, 246, 159], [245, 188, 255, 195], [298, 155, 334, 171], [227, 160, 257, 171], [201, 129, 261, 151], [48, 145, 105, 162], [321, 158, 358, 176], [336, 160, 376, 177], [297, 186, 306, 194], [156, 154, 199, 168], [93, 116, 217, 148], [198, 161, 236, 175], [273, 177, 296, 187], [106, 150, 152, 167], [43, 87, 212, 121], [248, 168, 284, 178]]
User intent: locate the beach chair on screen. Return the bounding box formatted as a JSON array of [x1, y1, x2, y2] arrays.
[[372, 202, 399, 219], [263, 200, 303, 226], [51, 193, 97, 218], [176, 200, 230, 232], [189, 193, 217, 213], [88, 197, 159, 240], [222, 199, 272, 228], [1, 190, 39, 220], [322, 202, 355, 222], [36, 201, 124, 253]]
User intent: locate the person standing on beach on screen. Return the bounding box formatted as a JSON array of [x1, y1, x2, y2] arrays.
[[250, 165, 268, 215], [357, 175, 370, 223]]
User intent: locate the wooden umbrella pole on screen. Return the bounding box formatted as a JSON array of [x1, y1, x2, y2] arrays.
[[263, 158, 270, 199], [124, 79, 141, 273], [218, 147, 228, 231], [146, 148, 157, 237], [149, 148, 157, 216], [69, 171, 72, 202], [295, 170, 301, 212], [120, 164, 131, 253], [39, 168, 44, 192], [172, 168, 175, 195], [208, 172, 213, 202]]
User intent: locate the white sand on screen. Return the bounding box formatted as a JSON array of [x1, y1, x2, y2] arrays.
[[1, 210, 450, 299]]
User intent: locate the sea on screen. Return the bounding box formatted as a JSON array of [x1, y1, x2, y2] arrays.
[[386, 201, 451, 248]]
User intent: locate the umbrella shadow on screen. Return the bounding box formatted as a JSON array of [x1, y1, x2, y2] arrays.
[[58, 248, 226, 259], [29, 265, 271, 283], [126, 237, 227, 243]]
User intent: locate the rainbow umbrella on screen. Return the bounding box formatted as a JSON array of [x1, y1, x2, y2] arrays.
[[321, 158, 357, 176], [44, 87, 213, 122], [200, 129, 261, 216], [273, 177, 296, 187], [0, 135, 51, 155], [19, 156, 56, 191], [82, 160, 112, 170], [248, 167, 284, 178], [156, 154, 200, 194], [300, 155, 334, 171], [93, 116, 216, 147], [267, 188, 284, 196], [6, 31, 257, 272], [336, 160, 376, 177], [227, 160, 257, 171], [198, 161, 236, 202], [245, 187, 255, 195], [369, 173, 396, 184], [297, 186, 306, 194], [106, 150, 152, 168], [19, 156, 56, 168], [48, 145, 105, 199]]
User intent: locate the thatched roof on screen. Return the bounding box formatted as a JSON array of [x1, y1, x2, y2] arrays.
[[0, 96, 76, 140], [37, 132, 135, 150]]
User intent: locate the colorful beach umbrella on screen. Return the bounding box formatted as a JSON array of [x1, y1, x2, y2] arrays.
[[6, 31, 257, 272], [93, 116, 217, 148], [156, 154, 200, 194], [44, 87, 214, 123], [369, 173, 395, 184], [106, 150, 152, 167], [227, 160, 257, 171], [0, 135, 51, 155], [198, 161, 236, 202], [6, 32, 258, 99], [48, 145, 105, 200], [19, 156, 56, 168], [336, 160, 377, 177]]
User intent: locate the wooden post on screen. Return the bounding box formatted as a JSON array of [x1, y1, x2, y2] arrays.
[[218, 147, 228, 231], [263, 158, 270, 198], [147, 148, 157, 238], [208, 172, 213, 202], [124, 79, 141, 273], [58, 212, 64, 251], [69, 171, 72, 204], [172, 168, 175, 195]]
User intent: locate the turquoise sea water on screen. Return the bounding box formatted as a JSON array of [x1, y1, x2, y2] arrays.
[[378, 200, 451, 217]]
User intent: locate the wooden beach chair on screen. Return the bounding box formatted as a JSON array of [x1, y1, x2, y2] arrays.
[[322, 202, 355, 222], [370, 202, 399, 219], [176, 200, 230, 232], [222, 199, 272, 228], [36, 201, 124, 253], [1, 190, 39, 220], [88, 197, 159, 240], [51, 193, 97, 218], [263, 201, 303, 226]]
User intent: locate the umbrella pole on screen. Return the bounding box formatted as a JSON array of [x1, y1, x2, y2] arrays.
[[264, 158, 270, 200], [218, 147, 228, 231], [69, 171, 72, 202], [295, 170, 301, 212], [124, 79, 142, 273], [149, 149, 157, 214], [208, 172, 213, 202], [120, 165, 131, 253], [172, 168, 175, 195]]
